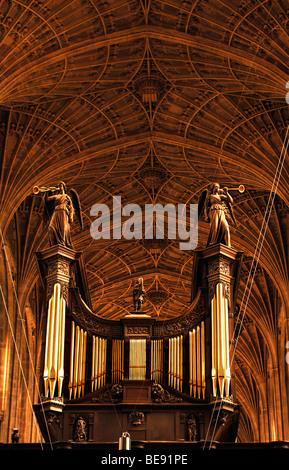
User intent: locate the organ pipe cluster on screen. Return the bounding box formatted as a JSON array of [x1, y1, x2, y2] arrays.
[[91, 336, 107, 392], [189, 322, 206, 399], [43, 283, 66, 398], [151, 339, 163, 383], [211, 283, 231, 397], [129, 339, 146, 380], [68, 321, 87, 399], [111, 339, 124, 383], [168, 336, 183, 392]]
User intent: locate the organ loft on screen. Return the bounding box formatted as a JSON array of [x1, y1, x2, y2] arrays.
[[31, 182, 243, 448]]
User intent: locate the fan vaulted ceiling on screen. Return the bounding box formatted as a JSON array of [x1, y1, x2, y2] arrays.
[[2, 0, 289, 317]]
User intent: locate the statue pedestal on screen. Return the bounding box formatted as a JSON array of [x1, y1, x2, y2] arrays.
[[122, 379, 153, 404], [121, 312, 154, 338], [124, 310, 151, 318]]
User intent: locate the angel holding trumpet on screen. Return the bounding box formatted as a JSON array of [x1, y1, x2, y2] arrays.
[[198, 183, 244, 248], [33, 181, 83, 248]]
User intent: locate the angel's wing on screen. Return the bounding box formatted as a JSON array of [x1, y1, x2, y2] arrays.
[[69, 188, 83, 229], [226, 200, 236, 225], [198, 189, 208, 221]]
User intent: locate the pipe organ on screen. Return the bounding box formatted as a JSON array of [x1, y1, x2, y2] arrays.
[[34, 243, 243, 445]]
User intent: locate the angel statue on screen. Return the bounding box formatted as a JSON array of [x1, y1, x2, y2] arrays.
[[43, 181, 83, 249], [198, 183, 236, 248], [133, 277, 145, 312]]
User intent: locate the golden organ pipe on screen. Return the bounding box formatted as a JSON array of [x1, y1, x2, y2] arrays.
[[48, 285, 57, 398], [180, 335, 183, 392], [116, 340, 122, 381], [168, 339, 171, 386], [96, 337, 100, 389], [223, 294, 231, 397], [111, 340, 116, 383], [81, 332, 87, 395], [192, 329, 197, 397], [170, 338, 173, 388], [52, 283, 61, 398], [57, 295, 66, 397], [115, 339, 119, 383], [94, 336, 97, 390], [73, 326, 80, 399], [217, 283, 226, 397], [151, 340, 154, 380], [160, 340, 163, 382], [211, 295, 217, 397], [121, 340, 124, 380], [210, 283, 231, 398], [189, 332, 192, 396], [91, 336, 95, 392], [111, 340, 117, 383], [97, 336, 100, 388], [77, 329, 83, 396], [97, 337, 101, 388], [129, 339, 146, 380], [201, 322, 206, 399], [173, 337, 176, 389], [197, 326, 201, 398], [43, 298, 52, 397], [151, 340, 154, 381], [175, 337, 178, 389], [69, 321, 75, 399], [101, 338, 106, 387], [43, 283, 66, 398]]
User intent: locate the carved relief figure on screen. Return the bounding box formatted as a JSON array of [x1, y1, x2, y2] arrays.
[[198, 183, 236, 248], [133, 277, 145, 311], [44, 181, 83, 248], [73, 416, 88, 442], [186, 415, 198, 441]]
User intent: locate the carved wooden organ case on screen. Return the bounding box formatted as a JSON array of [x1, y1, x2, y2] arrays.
[[34, 243, 243, 446]]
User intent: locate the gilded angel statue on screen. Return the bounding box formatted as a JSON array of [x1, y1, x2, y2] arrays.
[[198, 183, 236, 248], [42, 181, 83, 248]]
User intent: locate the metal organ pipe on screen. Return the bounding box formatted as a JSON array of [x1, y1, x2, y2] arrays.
[[211, 283, 231, 398], [168, 335, 183, 392], [189, 322, 206, 399], [43, 283, 66, 398]]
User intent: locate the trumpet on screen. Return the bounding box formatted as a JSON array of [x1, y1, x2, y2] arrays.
[[32, 185, 60, 194], [226, 185, 245, 193]]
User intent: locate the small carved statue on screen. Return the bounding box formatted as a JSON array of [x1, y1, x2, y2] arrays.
[[133, 277, 145, 311], [11, 428, 19, 443], [44, 181, 83, 248], [186, 415, 198, 441], [129, 411, 144, 425], [73, 416, 88, 442], [151, 383, 165, 402], [198, 183, 236, 248]]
